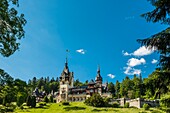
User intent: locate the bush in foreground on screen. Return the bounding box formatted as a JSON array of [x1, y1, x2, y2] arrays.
[[160, 93, 170, 107], [31, 96, 36, 108], [84, 93, 105, 107], [143, 103, 150, 110], [49, 95, 54, 103], [26, 95, 32, 106], [124, 102, 129, 108], [17, 93, 25, 107], [112, 102, 120, 108], [44, 96, 49, 103], [38, 102, 46, 108]]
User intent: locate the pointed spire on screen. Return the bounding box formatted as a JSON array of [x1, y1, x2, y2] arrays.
[[96, 65, 102, 81], [65, 57, 68, 68], [65, 49, 69, 68], [97, 65, 100, 74]]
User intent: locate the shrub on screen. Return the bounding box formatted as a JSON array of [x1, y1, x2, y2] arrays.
[[22, 103, 27, 106], [44, 96, 49, 103], [20, 105, 24, 110], [143, 103, 150, 110], [160, 93, 170, 107], [54, 99, 56, 103], [62, 101, 70, 106], [31, 96, 36, 108], [49, 95, 54, 103], [17, 94, 25, 107], [2, 96, 7, 106], [112, 102, 120, 108], [26, 95, 32, 106], [38, 102, 46, 108], [84, 93, 105, 107], [104, 97, 112, 107], [124, 102, 129, 108]]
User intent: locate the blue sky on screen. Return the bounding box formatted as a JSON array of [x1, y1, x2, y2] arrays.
[[0, 0, 167, 83]]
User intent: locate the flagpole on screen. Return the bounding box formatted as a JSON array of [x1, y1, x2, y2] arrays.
[[66, 49, 69, 63]]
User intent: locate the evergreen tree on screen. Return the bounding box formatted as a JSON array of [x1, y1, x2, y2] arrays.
[[138, 0, 170, 70], [108, 82, 115, 96], [44, 96, 49, 103], [0, 0, 26, 57], [17, 93, 25, 107], [115, 80, 120, 98], [31, 96, 36, 108], [49, 95, 54, 103], [26, 95, 32, 106]]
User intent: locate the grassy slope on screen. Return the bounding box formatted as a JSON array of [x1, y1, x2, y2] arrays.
[[15, 102, 164, 113]]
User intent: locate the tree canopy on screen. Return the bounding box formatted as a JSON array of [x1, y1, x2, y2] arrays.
[[0, 0, 26, 57], [137, 0, 170, 70]]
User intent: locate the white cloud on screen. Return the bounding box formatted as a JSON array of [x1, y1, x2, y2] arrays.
[[133, 46, 155, 56], [123, 46, 155, 57], [124, 67, 141, 75], [76, 49, 86, 54], [124, 58, 145, 75], [122, 50, 132, 56], [151, 59, 158, 64], [107, 74, 115, 79], [127, 58, 146, 67]]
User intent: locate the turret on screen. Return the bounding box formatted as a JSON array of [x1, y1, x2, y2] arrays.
[[95, 65, 102, 84]]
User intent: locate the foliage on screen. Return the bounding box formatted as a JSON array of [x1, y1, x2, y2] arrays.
[[160, 93, 170, 107], [108, 82, 115, 95], [14, 102, 162, 113], [124, 102, 129, 108], [26, 95, 32, 106], [0, 103, 16, 113], [143, 70, 170, 99], [74, 79, 83, 87], [17, 92, 26, 107], [143, 103, 150, 110], [103, 97, 112, 107], [1, 85, 15, 105], [84, 93, 105, 107], [115, 80, 120, 98], [44, 96, 49, 103], [138, 0, 170, 70], [0, 0, 27, 57], [28, 76, 59, 94], [31, 96, 36, 108], [112, 102, 120, 108], [38, 102, 46, 108], [49, 95, 54, 103]]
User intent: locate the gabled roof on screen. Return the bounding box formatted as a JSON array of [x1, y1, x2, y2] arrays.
[[88, 79, 95, 84], [96, 65, 102, 80]]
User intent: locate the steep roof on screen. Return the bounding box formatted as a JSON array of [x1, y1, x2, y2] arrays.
[[88, 79, 95, 84], [96, 66, 102, 80]]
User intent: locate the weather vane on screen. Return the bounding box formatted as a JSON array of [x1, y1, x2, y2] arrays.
[[66, 49, 70, 62]]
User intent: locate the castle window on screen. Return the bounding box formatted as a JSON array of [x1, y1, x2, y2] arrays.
[[90, 89, 93, 92]]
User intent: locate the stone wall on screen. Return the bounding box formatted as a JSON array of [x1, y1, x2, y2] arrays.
[[126, 98, 141, 108], [110, 98, 159, 108]]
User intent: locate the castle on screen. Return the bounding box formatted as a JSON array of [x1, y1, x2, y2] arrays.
[[56, 59, 111, 103]]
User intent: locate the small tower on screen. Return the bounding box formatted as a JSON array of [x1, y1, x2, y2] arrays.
[[58, 58, 74, 102], [95, 65, 102, 94]]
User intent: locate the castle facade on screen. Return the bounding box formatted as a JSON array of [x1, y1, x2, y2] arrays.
[[56, 59, 111, 103]]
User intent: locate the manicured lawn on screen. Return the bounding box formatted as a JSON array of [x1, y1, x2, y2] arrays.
[[15, 102, 164, 113]]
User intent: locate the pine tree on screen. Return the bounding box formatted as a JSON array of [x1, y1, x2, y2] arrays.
[[31, 96, 36, 108], [26, 95, 32, 106]]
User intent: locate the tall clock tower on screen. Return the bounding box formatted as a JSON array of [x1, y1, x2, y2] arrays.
[[58, 58, 74, 102]]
